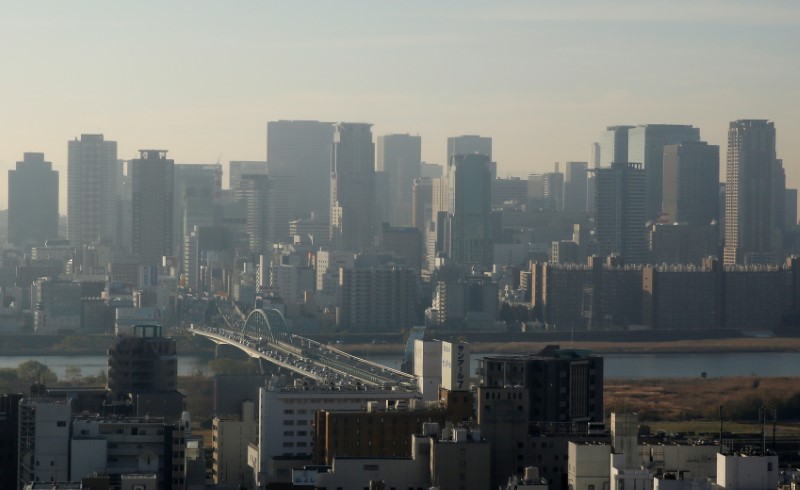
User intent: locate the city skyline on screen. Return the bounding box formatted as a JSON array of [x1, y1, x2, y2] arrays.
[[1, 1, 799, 209]]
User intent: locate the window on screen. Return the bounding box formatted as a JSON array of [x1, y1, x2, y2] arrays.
[[56, 421, 67, 427]]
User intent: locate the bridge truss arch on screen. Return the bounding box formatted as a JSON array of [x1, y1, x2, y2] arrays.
[[243, 308, 292, 344]]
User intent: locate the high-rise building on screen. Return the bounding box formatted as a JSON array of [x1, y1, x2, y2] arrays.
[[724, 120, 783, 265], [594, 162, 647, 263], [267, 120, 334, 219], [237, 174, 273, 255], [420, 162, 443, 179], [447, 135, 492, 163], [131, 150, 174, 266], [563, 161, 589, 213], [590, 142, 601, 169], [337, 266, 418, 331], [662, 141, 720, 225], [411, 177, 433, 233], [377, 134, 422, 227], [448, 153, 492, 268], [174, 163, 222, 257], [330, 122, 375, 251], [229, 160, 267, 190], [8, 153, 59, 246], [627, 124, 701, 220], [528, 170, 564, 211], [598, 126, 633, 168], [67, 134, 118, 246]]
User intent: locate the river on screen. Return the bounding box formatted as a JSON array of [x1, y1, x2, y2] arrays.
[[1, 351, 799, 380]]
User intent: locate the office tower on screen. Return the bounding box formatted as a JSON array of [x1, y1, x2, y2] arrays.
[[174, 163, 222, 257], [724, 120, 783, 265], [448, 153, 492, 268], [67, 134, 118, 246], [229, 160, 267, 190], [377, 134, 422, 227], [420, 162, 443, 179], [267, 120, 334, 219], [131, 150, 174, 266], [447, 135, 492, 163], [662, 141, 720, 225], [594, 162, 647, 263], [598, 125, 633, 167], [411, 177, 433, 233], [527, 170, 564, 211], [590, 142, 601, 169], [563, 161, 589, 213], [627, 124, 701, 220], [491, 177, 528, 209], [8, 153, 59, 246], [330, 122, 375, 251], [237, 174, 273, 255]]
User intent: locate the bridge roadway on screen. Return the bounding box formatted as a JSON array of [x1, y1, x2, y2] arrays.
[[190, 313, 417, 390]]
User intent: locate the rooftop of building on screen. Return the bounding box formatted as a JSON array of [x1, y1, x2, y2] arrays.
[[482, 344, 598, 361]]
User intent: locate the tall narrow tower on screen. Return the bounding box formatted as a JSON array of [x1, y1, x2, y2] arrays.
[[448, 153, 492, 268], [330, 123, 375, 251], [8, 153, 59, 246], [376, 134, 421, 227], [723, 120, 782, 265], [67, 134, 118, 245], [131, 150, 174, 266]]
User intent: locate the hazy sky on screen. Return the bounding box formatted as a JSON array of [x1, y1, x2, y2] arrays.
[[1, 1, 799, 211]]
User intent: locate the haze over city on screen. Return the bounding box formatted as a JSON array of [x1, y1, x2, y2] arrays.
[[1, 1, 800, 208]]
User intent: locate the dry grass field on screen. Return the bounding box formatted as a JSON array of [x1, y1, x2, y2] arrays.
[[605, 376, 800, 428]]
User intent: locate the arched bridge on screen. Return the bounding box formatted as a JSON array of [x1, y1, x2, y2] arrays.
[[191, 307, 417, 390]]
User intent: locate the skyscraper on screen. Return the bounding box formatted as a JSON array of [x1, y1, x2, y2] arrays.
[[8, 153, 59, 246], [447, 135, 492, 163], [236, 174, 275, 255], [267, 120, 334, 219], [376, 134, 422, 227], [563, 161, 589, 213], [174, 163, 222, 257], [229, 160, 267, 190], [131, 150, 174, 266], [412, 177, 433, 233], [67, 134, 118, 246], [723, 120, 783, 265], [594, 162, 647, 263], [448, 153, 492, 268], [662, 141, 720, 225], [330, 123, 375, 251], [598, 125, 633, 167], [627, 124, 701, 220]]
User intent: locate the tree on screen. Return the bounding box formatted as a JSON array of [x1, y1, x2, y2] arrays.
[[17, 360, 57, 386], [65, 365, 82, 383]]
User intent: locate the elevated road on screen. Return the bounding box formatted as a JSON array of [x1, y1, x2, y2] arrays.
[[190, 307, 417, 390]]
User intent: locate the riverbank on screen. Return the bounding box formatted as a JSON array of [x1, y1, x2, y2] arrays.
[[0, 333, 215, 357], [341, 336, 800, 357]]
